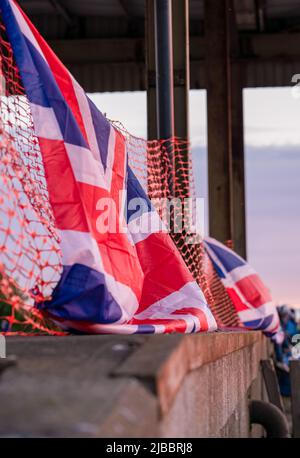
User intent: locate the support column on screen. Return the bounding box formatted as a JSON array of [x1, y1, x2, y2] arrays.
[[154, 0, 174, 140], [205, 0, 233, 245], [231, 63, 247, 259], [172, 0, 190, 140], [230, 1, 247, 259], [146, 0, 157, 140]]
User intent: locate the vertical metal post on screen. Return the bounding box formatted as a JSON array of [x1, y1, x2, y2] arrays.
[[172, 0, 190, 201], [172, 0, 190, 141], [146, 0, 157, 140], [154, 0, 175, 140]]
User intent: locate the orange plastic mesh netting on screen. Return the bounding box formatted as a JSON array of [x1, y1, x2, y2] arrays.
[[112, 124, 241, 329], [0, 17, 239, 334], [0, 20, 63, 334]]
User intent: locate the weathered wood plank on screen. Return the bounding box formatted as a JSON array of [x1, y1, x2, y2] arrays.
[[205, 0, 233, 244]]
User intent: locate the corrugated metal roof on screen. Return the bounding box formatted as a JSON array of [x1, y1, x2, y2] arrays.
[[242, 59, 300, 88], [16, 0, 300, 92], [64, 58, 300, 93], [19, 0, 300, 19], [62, 0, 126, 16], [266, 0, 300, 18], [68, 62, 146, 92], [20, 0, 54, 15], [26, 15, 68, 39], [19, 0, 300, 32]]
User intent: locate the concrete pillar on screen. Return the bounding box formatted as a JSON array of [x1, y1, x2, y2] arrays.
[[205, 0, 234, 245], [146, 0, 157, 140]]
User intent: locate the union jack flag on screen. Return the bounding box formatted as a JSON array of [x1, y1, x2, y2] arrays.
[[204, 237, 283, 342], [0, 0, 217, 334]]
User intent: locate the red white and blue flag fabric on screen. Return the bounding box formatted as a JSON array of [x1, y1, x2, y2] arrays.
[[0, 0, 217, 334], [203, 237, 283, 342]]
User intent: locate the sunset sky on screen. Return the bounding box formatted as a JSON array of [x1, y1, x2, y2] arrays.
[[89, 88, 300, 308]]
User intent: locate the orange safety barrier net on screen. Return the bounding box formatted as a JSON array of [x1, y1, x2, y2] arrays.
[[0, 16, 239, 335], [117, 124, 241, 329], [0, 20, 63, 334]]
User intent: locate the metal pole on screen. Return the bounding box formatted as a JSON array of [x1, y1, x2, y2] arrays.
[[146, 0, 158, 140], [172, 0, 190, 141], [172, 0, 190, 203], [154, 0, 175, 140]]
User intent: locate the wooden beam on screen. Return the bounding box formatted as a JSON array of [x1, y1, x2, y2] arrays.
[[205, 0, 233, 245], [230, 1, 247, 258], [231, 62, 247, 258]]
